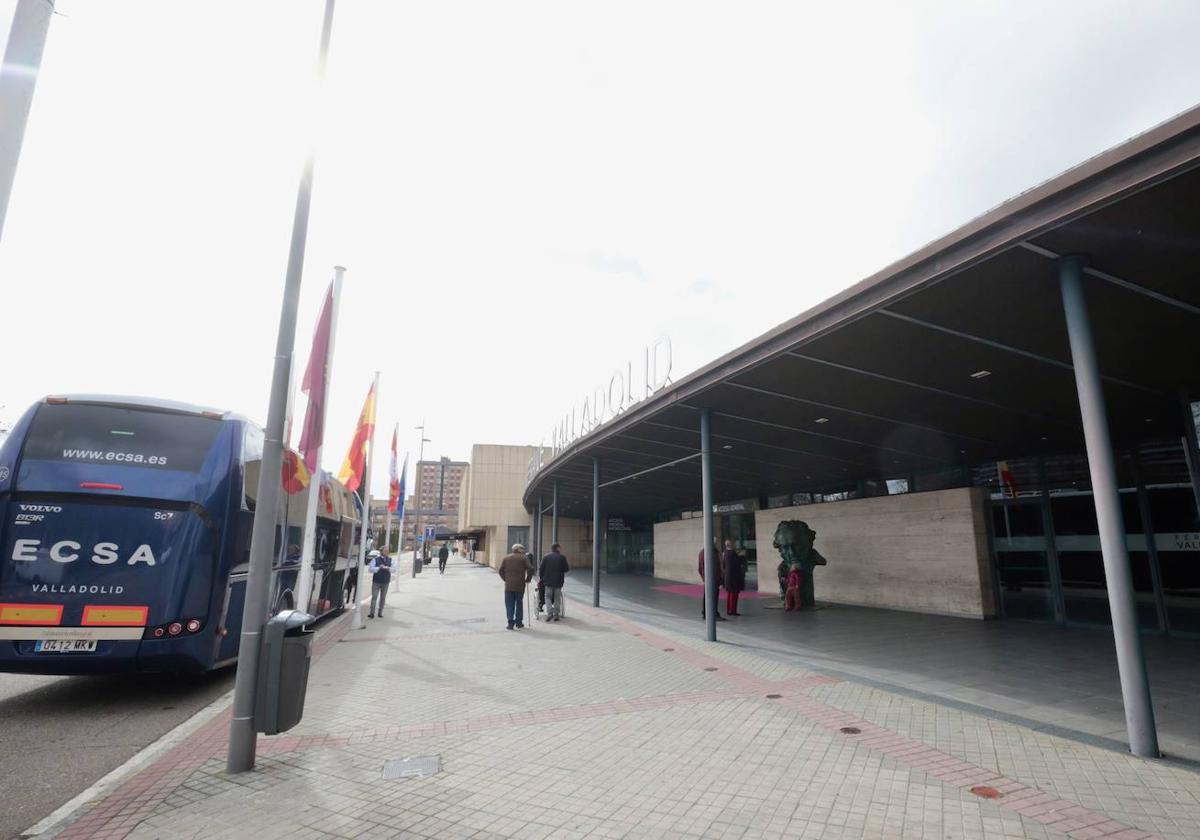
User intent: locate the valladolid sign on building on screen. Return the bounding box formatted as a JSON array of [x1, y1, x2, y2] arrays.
[[529, 337, 673, 481]]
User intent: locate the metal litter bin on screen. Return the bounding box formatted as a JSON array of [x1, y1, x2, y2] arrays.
[[254, 609, 314, 735]]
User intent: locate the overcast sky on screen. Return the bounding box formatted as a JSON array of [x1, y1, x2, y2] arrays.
[[2, 1, 1199, 498]]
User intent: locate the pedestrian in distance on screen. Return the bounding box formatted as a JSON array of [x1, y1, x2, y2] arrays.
[[367, 549, 393, 618], [784, 562, 805, 611], [343, 563, 357, 607], [438, 542, 449, 574], [539, 542, 569, 621], [498, 543, 533, 629], [698, 543, 726, 621], [722, 539, 747, 616]]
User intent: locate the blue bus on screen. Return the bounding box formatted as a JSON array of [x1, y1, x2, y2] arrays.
[[0, 395, 360, 674]]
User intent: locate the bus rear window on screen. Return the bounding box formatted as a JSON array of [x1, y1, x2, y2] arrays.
[[21, 403, 222, 473]]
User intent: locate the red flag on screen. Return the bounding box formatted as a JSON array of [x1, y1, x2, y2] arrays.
[[298, 282, 334, 473], [338, 381, 377, 493]]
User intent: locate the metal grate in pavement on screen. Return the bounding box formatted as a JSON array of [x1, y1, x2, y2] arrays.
[[382, 755, 442, 780]]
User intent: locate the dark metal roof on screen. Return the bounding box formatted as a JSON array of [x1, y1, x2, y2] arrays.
[[525, 105, 1200, 518]]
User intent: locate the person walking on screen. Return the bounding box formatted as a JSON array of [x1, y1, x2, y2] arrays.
[[368, 549, 394, 618], [438, 542, 449, 574], [698, 543, 726, 621], [539, 542, 569, 622], [722, 539, 746, 616], [498, 543, 533, 629]]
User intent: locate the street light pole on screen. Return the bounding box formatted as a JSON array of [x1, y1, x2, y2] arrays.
[[0, 0, 54, 242], [227, 0, 338, 775], [412, 423, 429, 569]]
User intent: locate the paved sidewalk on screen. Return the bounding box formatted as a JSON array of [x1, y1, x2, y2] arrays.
[[35, 560, 1200, 840], [585, 573, 1200, 765]]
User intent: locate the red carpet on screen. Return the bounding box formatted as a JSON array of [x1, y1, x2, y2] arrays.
[[652, 583, 774, 599]]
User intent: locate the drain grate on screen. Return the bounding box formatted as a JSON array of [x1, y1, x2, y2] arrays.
[[382, 755, 441, 780], [766, 694, 782, 699], [839, 727, 861, 735]]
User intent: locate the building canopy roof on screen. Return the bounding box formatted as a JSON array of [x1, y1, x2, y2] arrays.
[[525, 106, 1200, 518]]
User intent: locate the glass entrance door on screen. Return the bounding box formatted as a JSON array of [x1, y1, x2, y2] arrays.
[[1050, 492, 1158, 630], [992, 499, 1056, 621]]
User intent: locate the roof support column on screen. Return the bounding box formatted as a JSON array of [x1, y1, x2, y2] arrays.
[[1060, 256, 1159, 758], [552, 481, 559, 545], [535, 495, 543, 567], [701, 409, 717, 642], [592, 458, 601, 608]]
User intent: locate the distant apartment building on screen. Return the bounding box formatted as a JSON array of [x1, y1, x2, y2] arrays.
[[397, 456, 468, 552]]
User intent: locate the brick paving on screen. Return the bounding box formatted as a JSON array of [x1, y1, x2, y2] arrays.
[[35, 561, 1200, 840]]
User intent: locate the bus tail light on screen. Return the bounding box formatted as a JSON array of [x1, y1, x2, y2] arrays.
[[80, 482, 124, 490], [144, 618, 204, 639]]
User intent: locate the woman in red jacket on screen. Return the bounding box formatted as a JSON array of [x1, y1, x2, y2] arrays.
[[722, 539, 747, 616]]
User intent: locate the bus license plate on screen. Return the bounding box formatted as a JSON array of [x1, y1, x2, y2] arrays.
[[34, 639, 98, 653]]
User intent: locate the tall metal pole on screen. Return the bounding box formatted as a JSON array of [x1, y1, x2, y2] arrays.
[[227, 0, 338, 775], [592, 458, 601, 607], [551, 481, 559, 545], [412, 425, 428, 568], [1060, 256, 1159, 758], [0, 0, 54, 241], [295, 267, 345, 613], [535, 494, 544, 566], [701, 409, 717, 642], [349, 371, 381, 631]]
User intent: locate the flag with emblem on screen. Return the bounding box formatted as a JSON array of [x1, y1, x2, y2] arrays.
[[337, 380, 377, 493]]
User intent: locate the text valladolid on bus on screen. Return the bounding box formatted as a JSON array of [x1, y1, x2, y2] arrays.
[[0, 395, 362, 674]]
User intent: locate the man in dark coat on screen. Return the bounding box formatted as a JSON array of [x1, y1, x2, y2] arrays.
[[438, 543, 449, 574], [539, 543, 569, 622], [498, 544, 533, 629], [697, 544, 726, 621], [722, 539, 747, 616]]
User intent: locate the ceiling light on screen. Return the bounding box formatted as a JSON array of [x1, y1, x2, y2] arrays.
[[722, 444, 733, 450], [814, 417, 829, 424], [969, 370, 991, 379]]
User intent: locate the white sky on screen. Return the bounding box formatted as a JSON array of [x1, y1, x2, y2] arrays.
[[2, 1, 1199, 498]]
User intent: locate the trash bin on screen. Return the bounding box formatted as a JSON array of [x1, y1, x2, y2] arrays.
[[254, 609, 315, 735]]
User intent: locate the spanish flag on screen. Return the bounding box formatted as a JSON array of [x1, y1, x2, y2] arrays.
[[281, 449, 311, 495], [338, 381, 377, 493]]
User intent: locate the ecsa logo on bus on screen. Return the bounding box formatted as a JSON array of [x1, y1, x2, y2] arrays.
[[10, 539, 158, 566]]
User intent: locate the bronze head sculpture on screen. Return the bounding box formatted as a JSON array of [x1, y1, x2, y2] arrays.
[[772, 520, 826, 608]]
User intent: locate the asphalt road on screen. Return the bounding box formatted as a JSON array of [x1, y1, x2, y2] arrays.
[[0, 667, 235, 840]]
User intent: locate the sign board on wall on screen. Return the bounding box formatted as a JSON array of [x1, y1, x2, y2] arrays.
[[607, 517, 632, 531], [713, 498, 760, 515]]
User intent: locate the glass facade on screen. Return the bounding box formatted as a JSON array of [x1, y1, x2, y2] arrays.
[[984, 440, 1200, 636]]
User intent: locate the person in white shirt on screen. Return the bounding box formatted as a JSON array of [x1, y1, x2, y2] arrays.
[[367, 549, 394, 618]]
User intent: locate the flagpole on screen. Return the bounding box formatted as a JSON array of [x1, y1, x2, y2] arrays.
[[351, 371, 381, 631], [296, 266, 345, 613], [226, 0, 337, 775], [384, 424, 397, 554], [392, 454, 407, 595]]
